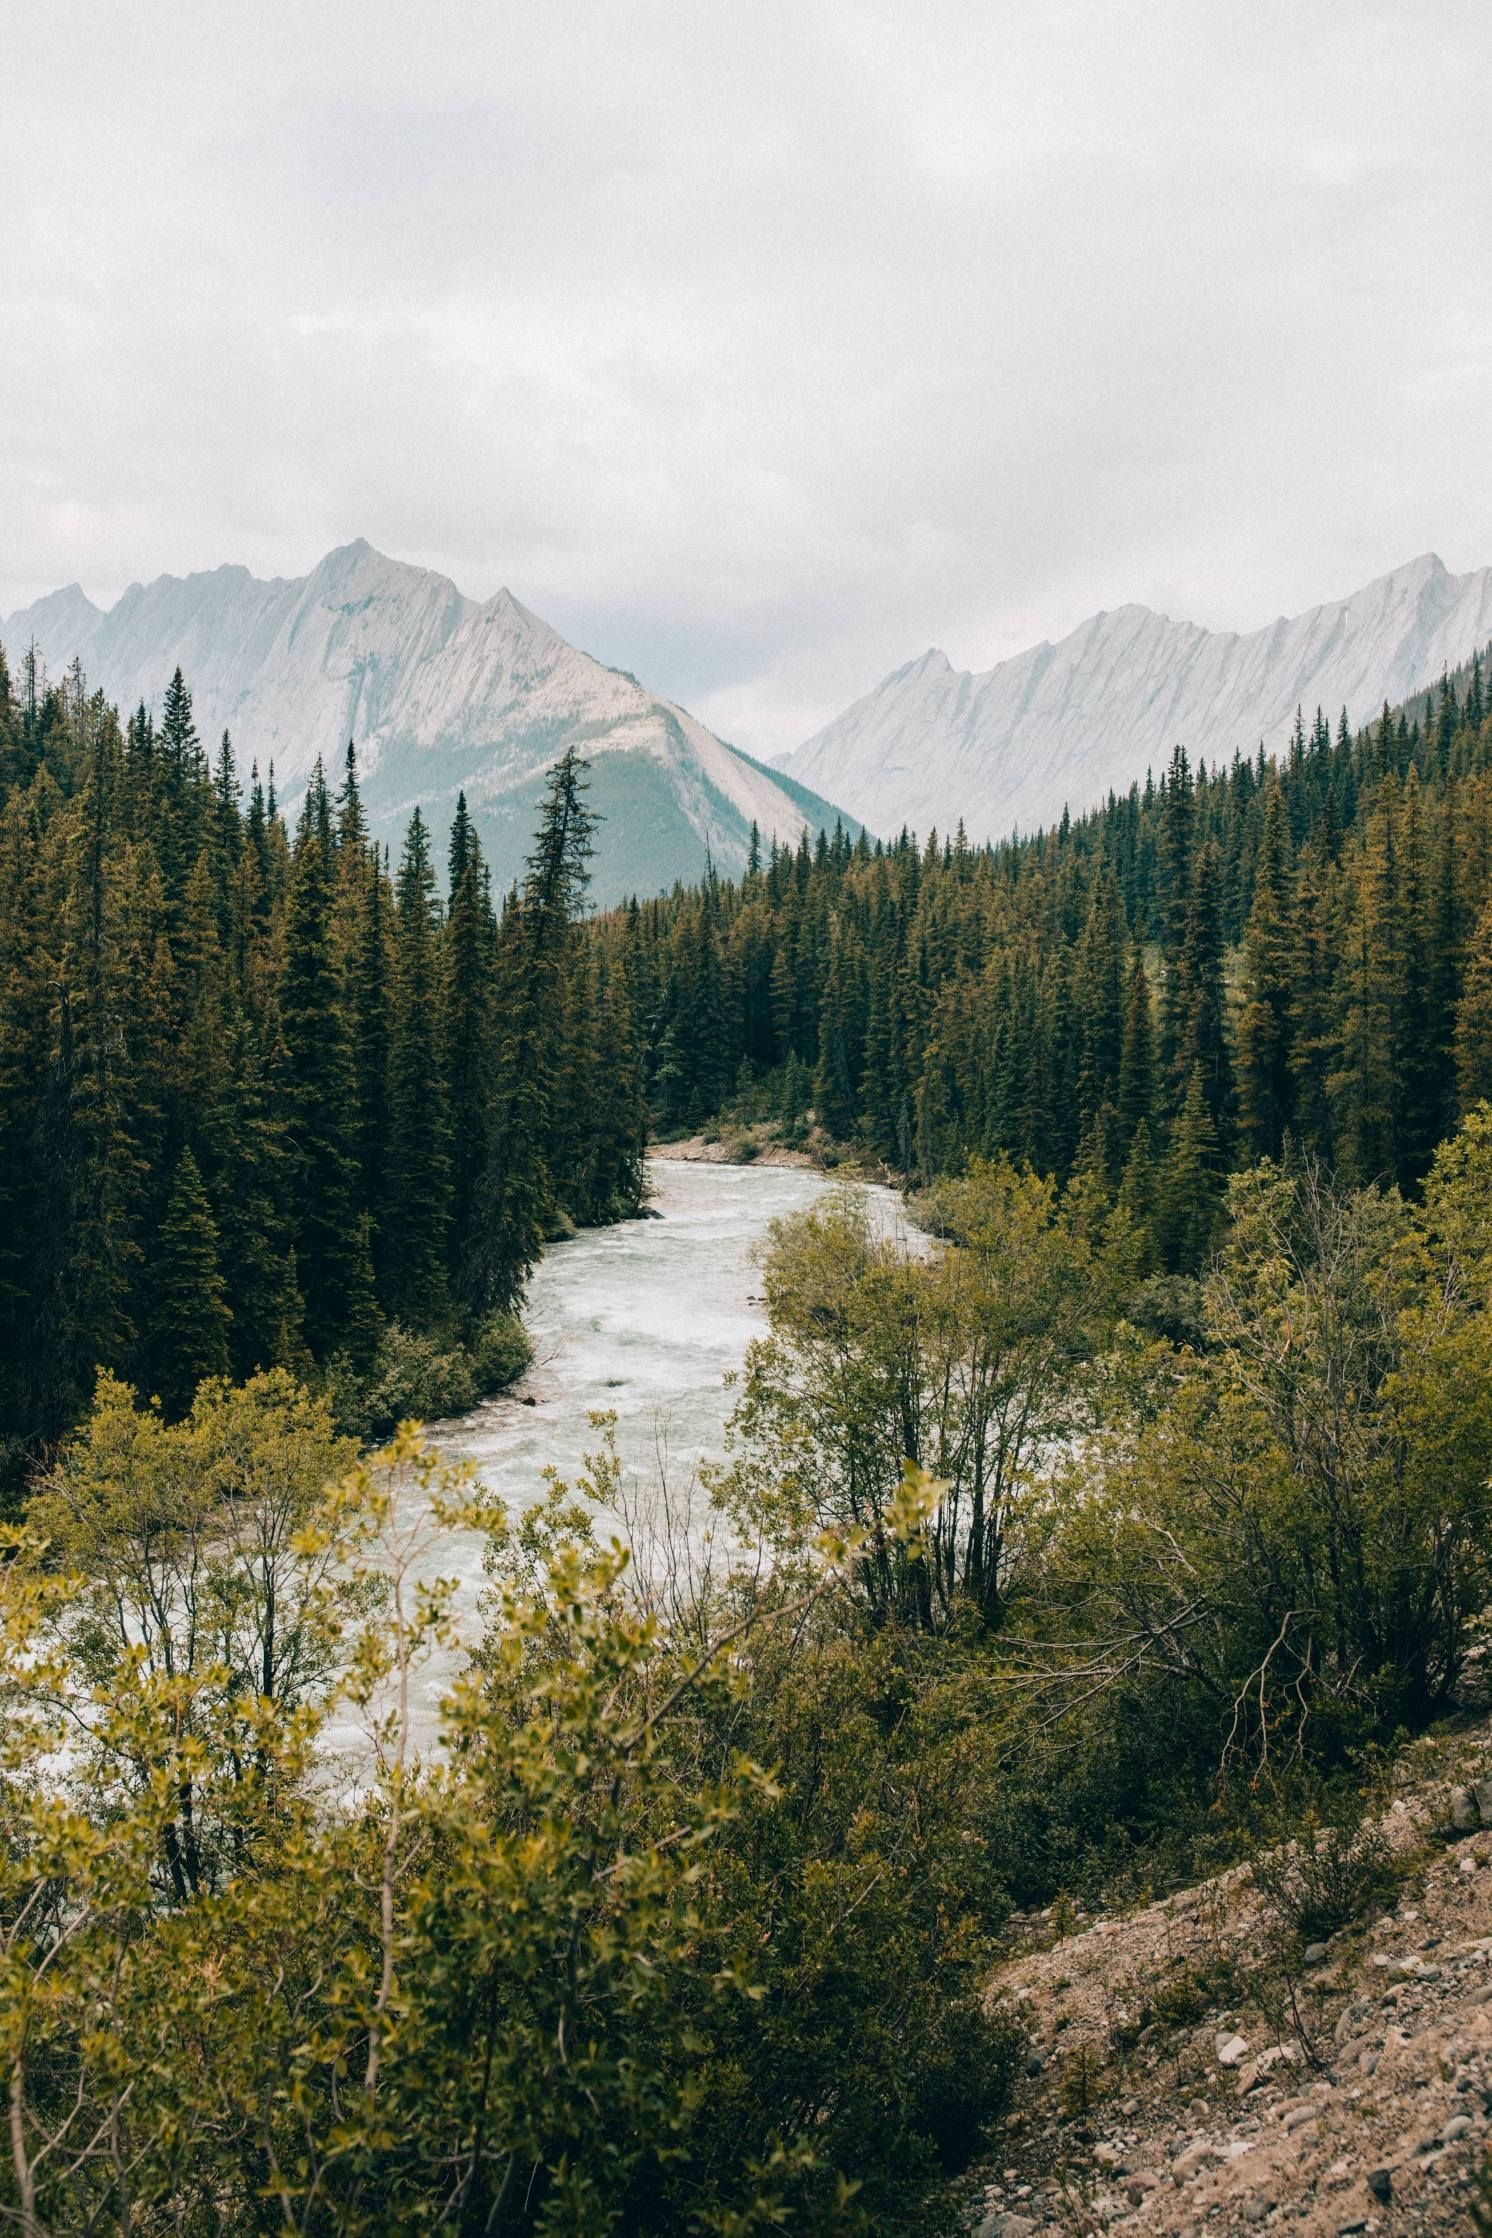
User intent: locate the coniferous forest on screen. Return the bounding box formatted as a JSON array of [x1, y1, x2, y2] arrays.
[[0, 648, 646, 1485], [624, 665, 1492, 1261]]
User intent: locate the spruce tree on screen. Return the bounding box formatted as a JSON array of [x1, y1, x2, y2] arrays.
[[385, 808, 451, 1326], [471, 751, 594, 1315], [1116, 955, 1156, 1151], [442, 796, 497, 1301], [1236, 782, 1295, 1159], [1455, 893, 1492, 1111], [151, 1147, 231, 1416], [1155, 1067, 1221, 1275], [276, 821, 361, 1354]]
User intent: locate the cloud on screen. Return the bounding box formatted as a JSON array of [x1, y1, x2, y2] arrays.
[[4, 0, 1492, 752]]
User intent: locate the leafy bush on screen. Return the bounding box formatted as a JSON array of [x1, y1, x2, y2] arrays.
[[2, 1394, 1020, 2234], [328, 1313, 532, 1441], [466, 1309, 533, 1396], [1251, 1816, 1398, 1941]]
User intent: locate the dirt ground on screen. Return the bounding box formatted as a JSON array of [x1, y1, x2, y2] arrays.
[[959, 1727, 1492, 2236]]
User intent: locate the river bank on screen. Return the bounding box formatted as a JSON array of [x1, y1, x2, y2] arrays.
[[651, 1123, 901, 1185]]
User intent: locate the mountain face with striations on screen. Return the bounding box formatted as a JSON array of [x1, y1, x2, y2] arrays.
[[778, 553, 1492, 843], [3, 541, 852, 901]]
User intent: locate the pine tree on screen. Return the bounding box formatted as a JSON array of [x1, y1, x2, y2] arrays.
[[151, 1148, 231, 1416], [442, 796, 497, 1302], [385, 809, 451, 1326], [1236, 781, 1295, 1159], [1116, 955, 1156, 1151], [1455, 892, 1492, 1111], [276, 820, 362, 1354], [1154, 1066, 1221, 1275], [471, 751, 595, 1315], [1169, 841, 1232, 1140]]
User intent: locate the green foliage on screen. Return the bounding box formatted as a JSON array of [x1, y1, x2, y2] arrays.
[[711, 1162, 1122, 1631], [1038, 1137, 1492, 1776], [325, 1309, 532, 1441], [0, 1390, 1019, 2233]]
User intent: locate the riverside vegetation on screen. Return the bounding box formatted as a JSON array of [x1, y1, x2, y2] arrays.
[[3, 639, 1492, 2232]]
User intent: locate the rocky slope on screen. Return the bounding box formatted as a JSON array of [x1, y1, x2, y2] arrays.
[[3, 541, 852, 901], [962, 1727, 1492, 2237], [782, 554, 1492, 845]]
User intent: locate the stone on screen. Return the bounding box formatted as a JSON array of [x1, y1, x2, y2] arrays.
[[1217, 2033, 1250, 2066], [1442, 2114, 1474, 2141], [1472, 1776, 1492, 1823], [1123, 2172, 1162, 2205], [1282, 2105, 1319, 2133], [1451, 1787, 1479, 1833], [1365, 2168, 1392, 2203], [1243, 2196, 1273, 2224], [1023, 2053, 1045, 2078]]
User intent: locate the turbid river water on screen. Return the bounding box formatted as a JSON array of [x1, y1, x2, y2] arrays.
[[366, 1157, 905, 1750]]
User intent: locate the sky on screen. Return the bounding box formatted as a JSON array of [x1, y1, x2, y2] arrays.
[[5, 0, 1492, 756]]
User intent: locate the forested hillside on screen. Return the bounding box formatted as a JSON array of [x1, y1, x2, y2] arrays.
[[626, 665, 1492, 1251], [0, 647, 647, 1483]]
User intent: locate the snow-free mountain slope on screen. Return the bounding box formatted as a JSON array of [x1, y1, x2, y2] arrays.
[[3, 541, 853, 901], [780, 553, 1492, 843]]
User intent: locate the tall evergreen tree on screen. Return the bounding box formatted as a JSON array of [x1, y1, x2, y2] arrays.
[[384, 809, 451, 1325], [151, 1147, 231, 1416]]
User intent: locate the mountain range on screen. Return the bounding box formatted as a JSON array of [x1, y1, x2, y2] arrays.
[[777, 552, 1492, 842], [12, 544, 1492, 894], [2, 541, 850, 902]]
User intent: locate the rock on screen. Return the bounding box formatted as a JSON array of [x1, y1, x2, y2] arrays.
[[1093, 2143, 1129, 2172], [1442, 2113, 1474, 2141], [1473, 1775, 1492, 1823], [1450, 1787, 1479, 1832], [1172, 2143, 1224, 2184], [1023, 2053, 1045, 2078], [1282, 2105, 1319, 2133], [1217, 2033, 1250, 2066], [1302, 1942, 1329, 1965], [1365, 2167, 1392, 2203], [979, 2219, 1037, 2238], [1123, 2173, 1162, 2205], [1243, 2196, 1273, 2224]]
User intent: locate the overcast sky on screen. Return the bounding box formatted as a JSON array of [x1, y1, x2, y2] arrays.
[[5, 0, 1492, 753]]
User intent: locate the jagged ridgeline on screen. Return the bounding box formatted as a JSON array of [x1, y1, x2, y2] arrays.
[[622, 659, 1492, 1256], [0, 651, 647, 1482]]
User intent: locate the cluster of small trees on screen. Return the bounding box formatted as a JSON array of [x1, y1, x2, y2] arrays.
[[0, 650, 647, 1479], [623, 666, 1492, 1267], [716, 1112, 1492, 1822], [0, 1384, 1018, 2233]]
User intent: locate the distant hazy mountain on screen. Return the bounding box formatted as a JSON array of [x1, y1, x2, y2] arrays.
[[778, 553, 1492, 843], [3, 540, 852, 901]]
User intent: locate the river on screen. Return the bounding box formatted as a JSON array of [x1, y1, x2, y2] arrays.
[[362, 1157, 903, 1751]]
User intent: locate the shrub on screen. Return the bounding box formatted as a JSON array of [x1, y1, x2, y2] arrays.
[[1251, 1816, 1398, 1941], [466, 1310, 533, 1396]]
